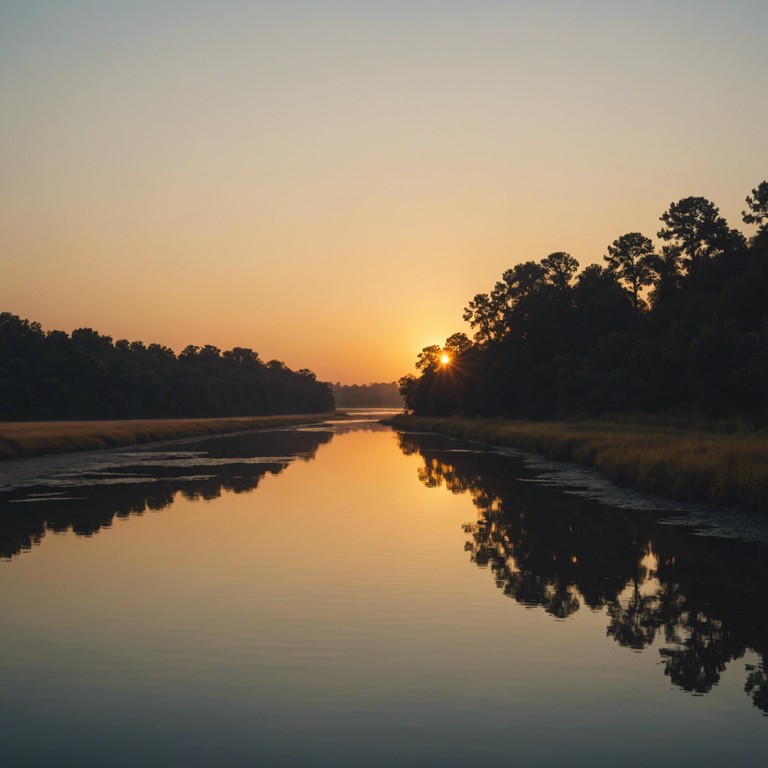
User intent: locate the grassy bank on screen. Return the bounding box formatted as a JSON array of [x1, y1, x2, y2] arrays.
[[0, 414, 339, 460], [384, 414, 768, 512]]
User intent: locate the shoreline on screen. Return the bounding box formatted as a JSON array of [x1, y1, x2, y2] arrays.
[[0, 413, 341, 461], [383, 414, 768, 513]]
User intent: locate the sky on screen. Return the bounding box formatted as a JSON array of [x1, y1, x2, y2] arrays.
[[1, 1, 766, 383]]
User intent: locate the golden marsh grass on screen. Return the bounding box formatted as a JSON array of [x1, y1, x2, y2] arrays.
[[385, 415, 768, 512]]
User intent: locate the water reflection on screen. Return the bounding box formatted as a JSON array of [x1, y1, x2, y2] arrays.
[[397, 431, 768, 715], [0, 428, 333, 559]]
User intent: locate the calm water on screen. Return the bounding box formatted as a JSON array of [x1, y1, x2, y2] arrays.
[[1, 414, 766, 766]]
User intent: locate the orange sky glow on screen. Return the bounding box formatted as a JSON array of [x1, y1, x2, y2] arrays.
[[1, 1, 766, 383]]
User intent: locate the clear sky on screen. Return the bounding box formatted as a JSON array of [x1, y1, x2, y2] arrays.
[[1, 1, 766, 383]]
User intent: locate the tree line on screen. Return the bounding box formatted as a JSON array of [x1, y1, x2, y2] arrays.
[[332, 381, 402, 407], [400, 182, 768, 424], [0, 316, 334, 420]]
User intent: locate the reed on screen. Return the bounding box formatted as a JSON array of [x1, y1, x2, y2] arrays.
[[0, 414, 340, 460], [385, 415, 768, 512]]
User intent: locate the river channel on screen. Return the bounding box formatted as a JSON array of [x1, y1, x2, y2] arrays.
[[1, 412, 766, 766]]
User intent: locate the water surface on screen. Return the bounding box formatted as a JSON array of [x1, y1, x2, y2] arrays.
[[1, 417, 766, 766]]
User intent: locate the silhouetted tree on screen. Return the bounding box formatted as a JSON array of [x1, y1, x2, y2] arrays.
[[542, 251, 579, 291], [400, 183, 767, 424], [657, 197, 729, 265], [416, 345, 443, 372], [742, 180, 768, 232], [444, 332, 472, 356], [604, 232, 656, 311]]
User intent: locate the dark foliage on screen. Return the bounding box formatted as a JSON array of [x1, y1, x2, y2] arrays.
[[401, 183, 768, 424], [0, 317, 334, 420]]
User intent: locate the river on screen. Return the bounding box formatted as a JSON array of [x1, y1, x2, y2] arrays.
[[1, 412, 766, 766]]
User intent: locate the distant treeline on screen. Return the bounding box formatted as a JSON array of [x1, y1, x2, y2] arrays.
[[332, 381, 403, 407], [0, 316, 334, 420], [400, 182, 768, 425]]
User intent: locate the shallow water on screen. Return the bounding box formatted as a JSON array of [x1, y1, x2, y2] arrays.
[[1, 417, 766, 766]]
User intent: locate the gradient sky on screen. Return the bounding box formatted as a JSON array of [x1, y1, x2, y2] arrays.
[[1, 1, 766, 383]]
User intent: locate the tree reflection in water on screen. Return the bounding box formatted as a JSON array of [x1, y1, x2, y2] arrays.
[[398, 431, 768, 715], [0, 428, 333, 560]]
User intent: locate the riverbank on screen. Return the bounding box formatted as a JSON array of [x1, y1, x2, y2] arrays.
[[0, 414, 340, 460], [384, 414, 768, 512]]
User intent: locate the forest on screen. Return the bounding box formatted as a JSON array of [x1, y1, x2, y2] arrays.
[[0, 317, 334, 420], [399, 182, 768, 425]]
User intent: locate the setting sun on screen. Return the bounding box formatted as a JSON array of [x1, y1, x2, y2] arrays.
[[440, 354, 451, 365]]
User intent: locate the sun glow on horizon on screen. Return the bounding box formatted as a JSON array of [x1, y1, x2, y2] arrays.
[[1, 2, 765, 384]]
